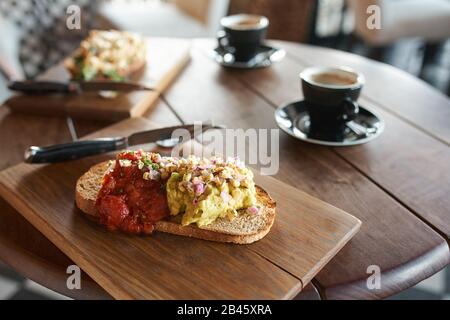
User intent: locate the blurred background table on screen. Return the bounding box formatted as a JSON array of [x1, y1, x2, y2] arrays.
[[1, 0, 449, 99]]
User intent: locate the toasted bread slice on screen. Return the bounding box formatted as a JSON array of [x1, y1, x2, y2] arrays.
[[75, 162, 276, 244], [64, 30, 147, 81]]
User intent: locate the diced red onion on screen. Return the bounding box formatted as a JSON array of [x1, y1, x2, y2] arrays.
[[149, 170, 160, 181], [198, 164, 214, 170], [247, 206, 260, 215], [194, 183, 205, 196]]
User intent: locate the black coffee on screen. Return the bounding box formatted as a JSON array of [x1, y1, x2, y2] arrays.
[[312, 72, 356, 86], [219, 14, 269, 61], [301, 67, 364, 133], [231, 18, 263, 30]]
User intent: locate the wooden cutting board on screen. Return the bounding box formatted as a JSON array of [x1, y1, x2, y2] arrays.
[[0, 117, 361, 299], [4, 38, 190, 122]]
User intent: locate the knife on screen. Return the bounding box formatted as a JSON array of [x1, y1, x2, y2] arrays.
[[8, 80, 156, 94], [25, 123, 224, 164]]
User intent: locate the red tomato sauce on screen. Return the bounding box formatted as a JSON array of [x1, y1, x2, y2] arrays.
[[95, 152, 169, 234]]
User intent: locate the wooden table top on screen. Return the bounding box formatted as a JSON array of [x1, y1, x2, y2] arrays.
[[0, 38, 449, 300]]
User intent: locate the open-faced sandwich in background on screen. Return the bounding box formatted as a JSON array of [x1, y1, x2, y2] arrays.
[[76, 151, 276, 244], [65, 30, 147, 81]]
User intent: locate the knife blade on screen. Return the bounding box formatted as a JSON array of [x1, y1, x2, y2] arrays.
[[8, 80, 156, 94], [25, 123, 225, 164]]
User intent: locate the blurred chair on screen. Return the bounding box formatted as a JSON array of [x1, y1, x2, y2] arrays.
[[0, 13, 23, 81], [228, 0, 317, 43], [347, 0, 450, 46], [0, 12, 24, 102], [346, 0, 450, 74], [0, 0, 99, 79], [99, 0, 229, 38], [172, 0, 230, 33]]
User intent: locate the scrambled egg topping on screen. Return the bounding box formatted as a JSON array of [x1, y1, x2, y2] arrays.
[[67, 30, 147, 81], [114, 151, 259, 227]]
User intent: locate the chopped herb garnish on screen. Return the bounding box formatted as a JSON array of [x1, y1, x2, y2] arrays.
[[103, 69, 124, 82], [139, 156, 159, 171], [142, 157, 153, 166], [74, 55, 84, 66], [82, 65, 97, 81]]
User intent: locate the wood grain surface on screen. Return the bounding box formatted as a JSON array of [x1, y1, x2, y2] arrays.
[[157, 39, 449, 299], [208, 39, 450, 240], [0, 197, 319, 300], [4, 38, 191, 121], [0, 100, 318, 300], [0, 197, 111, 300], [0, 102, 320, 300], [0, 117, 360, 299], [0, 107, 73, 169], [0, 105, 111, 299], [0, 37, 449, 300]]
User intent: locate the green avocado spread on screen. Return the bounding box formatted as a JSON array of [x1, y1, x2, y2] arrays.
[[166, 165, 257, 227]]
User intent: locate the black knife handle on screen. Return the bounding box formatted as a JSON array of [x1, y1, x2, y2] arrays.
[[25, 138, 128, 164], [8, 81, 79, 94]]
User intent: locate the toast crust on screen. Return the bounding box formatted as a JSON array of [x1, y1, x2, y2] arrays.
[[75, 162, 276, 244]]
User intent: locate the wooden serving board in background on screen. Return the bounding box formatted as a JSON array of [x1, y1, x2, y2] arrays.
[[0, 118, 361, 299], [4, 38, 191, 122]]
